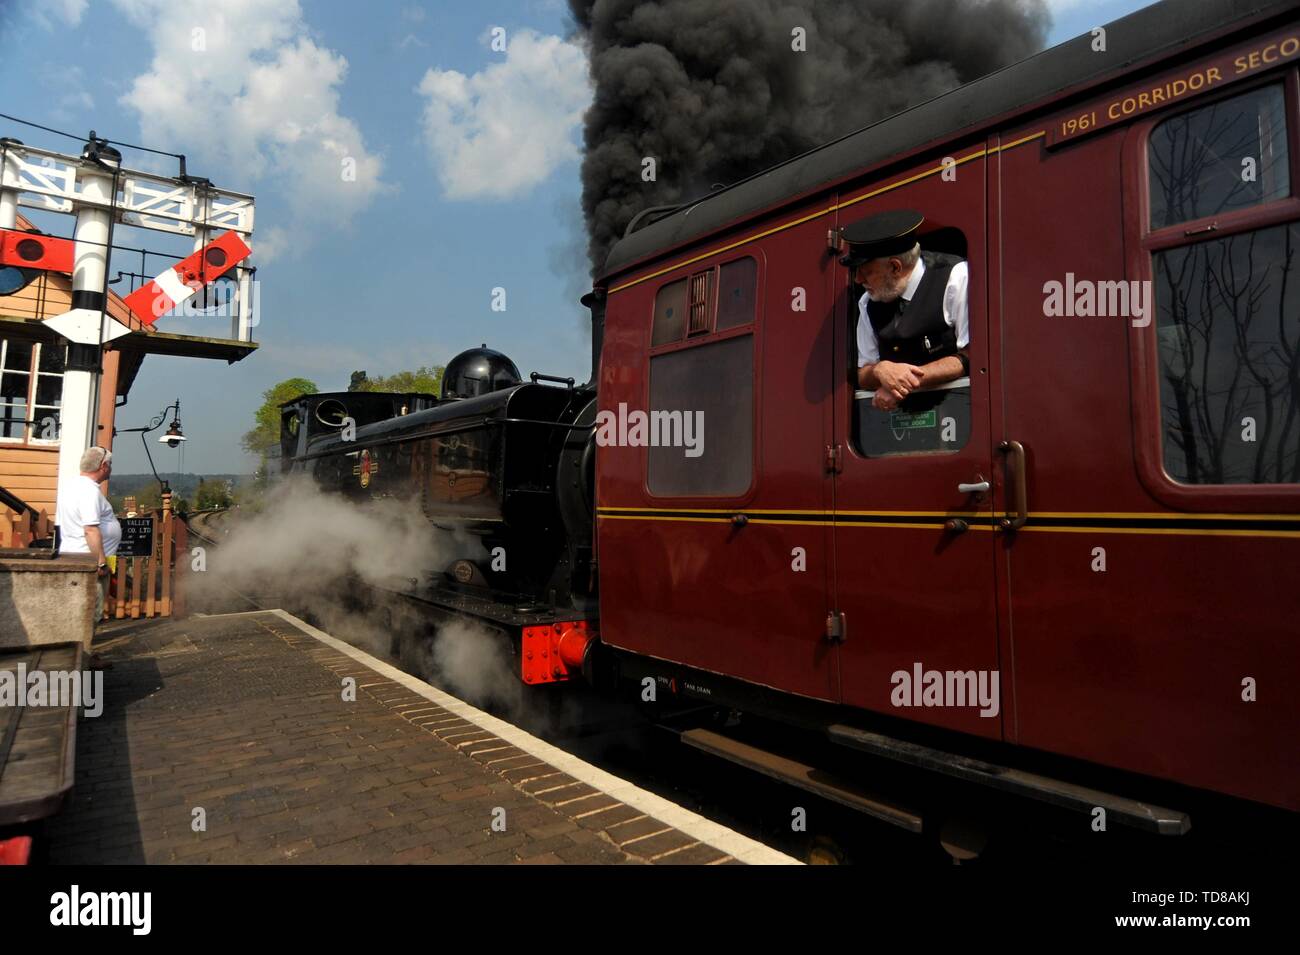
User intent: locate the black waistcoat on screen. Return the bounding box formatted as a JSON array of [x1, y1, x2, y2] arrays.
[[866, 251, 964, 366]]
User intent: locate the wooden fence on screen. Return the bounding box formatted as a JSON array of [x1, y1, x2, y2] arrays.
[[0, 495, 53, 550], [106, 493, 188, 620]]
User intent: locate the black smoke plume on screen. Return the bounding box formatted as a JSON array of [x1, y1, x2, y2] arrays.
[[569, 0, 1051, 273]]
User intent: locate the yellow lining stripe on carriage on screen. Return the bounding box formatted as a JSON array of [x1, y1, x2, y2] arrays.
[[597, 508, 1300, 538], [598, 506, 1300, 521], [1019, 525, 1300, 539], [600, 507, 988, 516], [606, 131, 1047, 295]]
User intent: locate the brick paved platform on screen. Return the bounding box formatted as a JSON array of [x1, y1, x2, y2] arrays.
[[45, 609, 796, 864]]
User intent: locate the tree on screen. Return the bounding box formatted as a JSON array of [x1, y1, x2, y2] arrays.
[[242, 377, 319, 457], [348, 370, 369, 391], [355, 366, 444, 396], [195, 477, 234, 510], [134, 484, 163, 513]]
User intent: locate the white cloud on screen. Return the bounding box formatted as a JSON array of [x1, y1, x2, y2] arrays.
[[417, 29, 590, 201], [113, 0, 387, 257]]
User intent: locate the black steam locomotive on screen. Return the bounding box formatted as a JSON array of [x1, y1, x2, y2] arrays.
[[279, 343, 601, 678]]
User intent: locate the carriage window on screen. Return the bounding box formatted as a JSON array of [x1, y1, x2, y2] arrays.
[[1154, 221, 1299, 484], [652, 278, 688, 346], [647, 334, 753, 497], [854, 382, 971, 457], [716, 257, 758, 330], [851, 244, 971, 457], [1149, 84, 1290, 230]]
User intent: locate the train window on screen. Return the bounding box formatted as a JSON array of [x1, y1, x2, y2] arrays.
[[1153, 221, 1299, 484], [716, 257, 758, 331], [854, 382, 971, 457], [647, 334, 753, 497], [652, 278, 688, 346], [1149, 84, 1290, 230]]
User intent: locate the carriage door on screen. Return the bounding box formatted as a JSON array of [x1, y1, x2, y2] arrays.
[[830, 151, 1003, 740]]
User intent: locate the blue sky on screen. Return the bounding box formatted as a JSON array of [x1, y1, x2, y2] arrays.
[[1, 0, 1151, 474]]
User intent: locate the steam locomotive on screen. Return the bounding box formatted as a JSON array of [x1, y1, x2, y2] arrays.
[[282, 0, 1300, 840], [279, 346, 602, 684]]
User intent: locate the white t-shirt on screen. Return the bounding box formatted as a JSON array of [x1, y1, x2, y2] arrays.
[[57, 474, 121, 558], [857, 258, 970, 367]]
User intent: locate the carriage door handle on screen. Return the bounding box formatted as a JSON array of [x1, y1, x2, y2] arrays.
[[950, 477, 989, 534], [998, 440, 1029, 531]]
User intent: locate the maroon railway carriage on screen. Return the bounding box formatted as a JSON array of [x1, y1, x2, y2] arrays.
[[587, 0, 1300, 823]]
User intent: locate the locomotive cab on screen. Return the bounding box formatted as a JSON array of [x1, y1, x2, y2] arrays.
[[279, 391, 437, 469]]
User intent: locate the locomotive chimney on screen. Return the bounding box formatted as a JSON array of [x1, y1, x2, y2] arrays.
[[581, 288, 606, 388]]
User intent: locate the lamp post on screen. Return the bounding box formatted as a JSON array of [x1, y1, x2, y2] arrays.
[[114, 399, 187, 495]]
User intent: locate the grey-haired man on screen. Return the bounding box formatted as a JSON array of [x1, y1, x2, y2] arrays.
[[56, 446, 121, 626]]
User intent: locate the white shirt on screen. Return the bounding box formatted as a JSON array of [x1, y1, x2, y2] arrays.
[[57, 474, 121, 558], [856, 258, 969, 367]]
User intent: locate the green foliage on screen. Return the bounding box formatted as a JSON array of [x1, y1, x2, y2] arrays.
[[242, 377, 319, 456], [354, 365, 443, 396], [195, 477, 234, 510], [133, 484, 162, 513], [108, 482, 188, 515]]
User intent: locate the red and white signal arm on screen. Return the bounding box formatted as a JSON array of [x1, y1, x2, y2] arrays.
[[124, 230, 252, 325], [0, 228, 75, 273]]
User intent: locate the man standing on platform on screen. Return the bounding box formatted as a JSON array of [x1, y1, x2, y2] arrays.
[[56, 446, 121, 629]]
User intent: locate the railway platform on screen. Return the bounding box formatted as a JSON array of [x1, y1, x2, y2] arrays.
[[39, 609, 796, 865]]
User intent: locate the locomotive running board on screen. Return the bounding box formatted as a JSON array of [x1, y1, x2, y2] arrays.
[[826, 724, 1191, 835], [680, 728, 924, 833]]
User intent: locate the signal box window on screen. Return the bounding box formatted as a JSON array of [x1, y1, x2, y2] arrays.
[[1154, 222, 1299, 484], [1, 338, 63, 443], [1149, 84, 1290, 230]]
